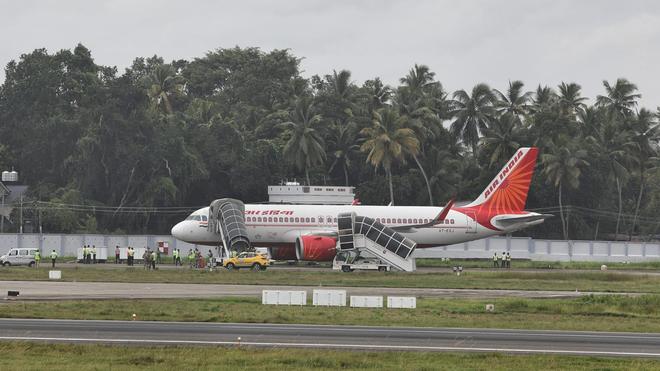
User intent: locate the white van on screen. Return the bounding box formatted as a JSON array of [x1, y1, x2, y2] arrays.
[[1, 248, 40, 267]]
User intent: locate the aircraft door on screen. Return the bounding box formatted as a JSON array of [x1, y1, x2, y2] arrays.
[[465, 211, 477, 234]]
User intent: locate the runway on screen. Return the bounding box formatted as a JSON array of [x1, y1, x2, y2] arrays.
[[1, 318, 659, 357], [0, 280, 623, 300]]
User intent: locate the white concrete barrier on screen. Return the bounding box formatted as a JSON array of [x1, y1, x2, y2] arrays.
[[387, 296, 416, 309], [350, 295, 383, 308], [48, 270, 61, 280], [313, 289, 346, 306], [262, 290, 306, 305]]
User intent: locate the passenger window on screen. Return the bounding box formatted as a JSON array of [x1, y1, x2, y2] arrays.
[[295, 217, 300, 223], [319, 217, 324, 223], [284, 217, 289, 222], [9, 250, 17, 256], [268, 217, 272, 222], [305, 217, 310, 223], [279, 217, 284, 223], [257, 217, 262, 222], [20, 250, 29, 256], [311, 217, 315, 223]]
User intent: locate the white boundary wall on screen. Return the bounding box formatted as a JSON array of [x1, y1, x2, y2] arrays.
[[0, 233, 200, 256], [413, 236, 660, 262], [1, 233, 659, 262]]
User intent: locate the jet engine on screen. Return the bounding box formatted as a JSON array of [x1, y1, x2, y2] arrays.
[[295, 235, 337, 261]]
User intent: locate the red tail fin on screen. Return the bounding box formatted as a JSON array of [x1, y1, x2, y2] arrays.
[[466, 147, 538, 213]]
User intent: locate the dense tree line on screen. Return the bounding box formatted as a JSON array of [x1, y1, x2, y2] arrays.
[[0, 44, 659, 240]]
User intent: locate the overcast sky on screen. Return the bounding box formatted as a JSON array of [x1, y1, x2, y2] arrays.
[[1, 0, 659, 108]]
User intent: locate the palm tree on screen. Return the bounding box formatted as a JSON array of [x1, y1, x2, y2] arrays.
[[279, 97, 326, 185], [493, 80, 533, 120], [400, 64, 438, 96], [586, 120, 635, 238], [144, 64, 184, 115], [449, 83, 496, 155], [327, 123, 360, 186], [541, 144, 590, 240], [480, 114, 524, 167], [360, 108, 420, 205], [557, 82, 587, 117], [596, 78, 641, 118], [530, 85, 557, 113], [628, 108, 660, 237], [362, 78, 391, 114]]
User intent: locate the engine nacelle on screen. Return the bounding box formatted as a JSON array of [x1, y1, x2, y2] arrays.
[[295, 235, 337, 261]]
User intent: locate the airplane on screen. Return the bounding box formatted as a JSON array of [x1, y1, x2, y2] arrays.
[[171, 147, 550, 262]]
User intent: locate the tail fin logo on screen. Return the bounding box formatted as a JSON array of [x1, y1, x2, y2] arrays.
[[467, 147, 538, 213]]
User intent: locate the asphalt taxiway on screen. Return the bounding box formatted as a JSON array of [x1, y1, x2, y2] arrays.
[[1, 319, 659, 357]]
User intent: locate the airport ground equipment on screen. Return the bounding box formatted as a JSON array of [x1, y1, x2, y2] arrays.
[[335, 212, 417, 272], [332, 254, 391, 272], [208, 198, 251, 259]]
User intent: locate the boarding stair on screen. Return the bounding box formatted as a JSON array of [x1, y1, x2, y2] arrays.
[[336, 212, 417, 272], [208, 198, 252, 259]]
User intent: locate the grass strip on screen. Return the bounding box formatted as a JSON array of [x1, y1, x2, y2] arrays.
[[0, 341, 658, 370], [2, 295, 660, 333], [2, 266, 660, 293]]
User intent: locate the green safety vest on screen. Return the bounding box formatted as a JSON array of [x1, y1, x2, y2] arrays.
[[92, 247, 96, 254], [506, 254, 511, 261], [173, 250, 178, 258], [188, 253, 194, 260], [493, 254, 497, 261], [50, 252, 58, 259], [34, 251, 41, 261]]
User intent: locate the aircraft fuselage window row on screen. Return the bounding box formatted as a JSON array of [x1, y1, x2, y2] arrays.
[[240, 215, 454, 226]]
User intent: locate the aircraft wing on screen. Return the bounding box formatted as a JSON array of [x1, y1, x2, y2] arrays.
[[392, 198, 456, 232]]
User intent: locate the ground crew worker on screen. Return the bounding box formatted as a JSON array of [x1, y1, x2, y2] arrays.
[[86, 245, 91, 264], [92, 245, 97, 264], [173, 248, 179, 266], [50, 249, 58, 268], [81, 245, 87, 264], [187, 249, 195, 268], [156, 248, 161, 264], [506, 252, 512, 268], [499, 252, 505, 268], [207, 249, 214, 268], [143, 249, 150, 270], [115, 246, 120, 264], [492, 252, 498, 268], [127, 247, 134, 266], [151, 249, 157, 270], [34, 249, 41, 268]]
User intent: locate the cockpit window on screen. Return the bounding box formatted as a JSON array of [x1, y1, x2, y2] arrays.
[[185, 215, 194, 220], [201, 215, 207, 221]]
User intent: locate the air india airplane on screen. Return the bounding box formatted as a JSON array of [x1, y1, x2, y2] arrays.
[[171, 147, 549, 262]]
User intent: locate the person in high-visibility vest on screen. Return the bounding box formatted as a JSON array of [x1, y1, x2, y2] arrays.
[[92, 245, 97, 264], [150, 250, 156, 270], [127, 247, 134, 266], [50, 249, 58, 268], [492, 252, 498, 268], [34, 250, 41, 268], [506, 252, 512, 268], [172, 249, 179, 266], [187, 250, 195, 268]]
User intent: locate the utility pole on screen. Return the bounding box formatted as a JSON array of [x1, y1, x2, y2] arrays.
[[19, 194, 23, 234], [1, 192, 4, 233]]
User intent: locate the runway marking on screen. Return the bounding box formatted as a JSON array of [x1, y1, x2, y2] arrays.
[[1, 336, 659, 357]]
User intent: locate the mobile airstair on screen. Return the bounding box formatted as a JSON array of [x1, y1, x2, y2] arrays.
[[208, 199, 252, 260], [336, 212, 417, 272]]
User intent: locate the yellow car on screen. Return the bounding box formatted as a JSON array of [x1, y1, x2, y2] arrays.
[[224, 251, 270, 271]]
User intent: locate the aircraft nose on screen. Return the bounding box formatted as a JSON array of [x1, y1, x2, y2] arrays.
[[171, 222, 186, 240]]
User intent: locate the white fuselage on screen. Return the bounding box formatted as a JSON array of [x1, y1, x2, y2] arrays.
[[171, 203, 507, 248]]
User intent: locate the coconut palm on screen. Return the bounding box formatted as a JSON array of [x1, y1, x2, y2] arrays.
[[493, 80, 533, 120], [586, 120, 635, 238], [449, 84, 496, 155], [362, 78, 391, 114], [628, 108, 660, 237], [530, 85, 557, 113], [596, 78, 641, 118], [279, 97, 326, 185], [557, 82, 587, 117], [400, 64, 438, 96], [360, 108, 420, 205], [480, 114, 525, 167], [144, 64, 184, 115], [541, 144, 590, 240], [327, 123, 360, 186]]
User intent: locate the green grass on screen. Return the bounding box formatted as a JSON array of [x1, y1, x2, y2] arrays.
[[3, 295, 660, 332], [1, 342, 659, 371], [417, 258, 660, 270], [2, 265, 660, 293]]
